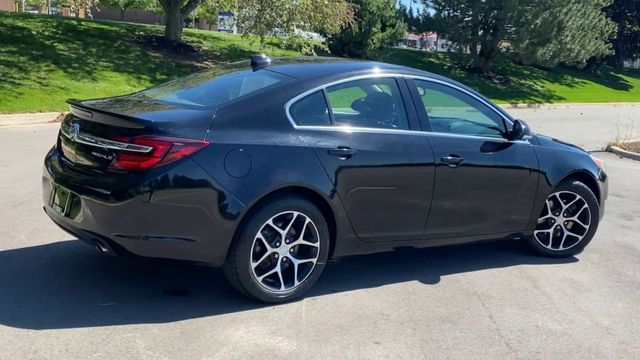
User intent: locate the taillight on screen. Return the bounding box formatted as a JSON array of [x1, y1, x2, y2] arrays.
[[110, 135, 208, 171]]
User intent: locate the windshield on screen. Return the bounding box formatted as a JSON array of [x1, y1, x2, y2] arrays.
[[134, 62, 290, 108]]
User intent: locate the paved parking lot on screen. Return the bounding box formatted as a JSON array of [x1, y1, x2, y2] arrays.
[[0, 113, 638, 359], [508, 104, 639, 150]]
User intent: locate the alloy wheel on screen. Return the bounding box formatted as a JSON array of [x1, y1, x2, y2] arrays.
[[534, 191, 592, 251], [250, 211, 321, 293]]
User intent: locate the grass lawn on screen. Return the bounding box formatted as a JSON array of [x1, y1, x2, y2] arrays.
[[0, 12, 298, 113], [382, 49, 640, 104], [1, 12, 639, 113]]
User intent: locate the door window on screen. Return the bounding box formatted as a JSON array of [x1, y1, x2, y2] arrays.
[[413, 80, 506, 138], [325, 78, 409, 130]]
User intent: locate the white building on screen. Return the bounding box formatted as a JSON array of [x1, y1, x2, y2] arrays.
[[623, 59, 640, 69], [398, 32, 469, 53]]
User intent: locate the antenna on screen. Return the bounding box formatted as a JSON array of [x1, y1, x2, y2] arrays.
[[250, 54, 272, 71]]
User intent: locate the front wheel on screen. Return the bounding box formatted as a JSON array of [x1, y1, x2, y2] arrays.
[[223, 196, 330, 303], [528, 180, 600, 257]]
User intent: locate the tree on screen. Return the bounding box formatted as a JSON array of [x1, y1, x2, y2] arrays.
[[157, 0, 205, 41], [425, 0, 615, 73], [511, 0, 616, 69], [235, 0, 354, 52], [328, 0, 407, 58], [604, 0, 640, 67], [59, 0, 101, 17], [428, 0, 520, 73], [197, 0, 228, 30], [399, 1, 434, 33], [100, 0, 158, 20]]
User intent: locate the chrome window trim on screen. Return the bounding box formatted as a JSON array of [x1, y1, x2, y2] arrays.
[[295, 125, 511, 143], [284, 73, 404, 130], [60, 123, 153, 153], [283, 73, 515, 142]]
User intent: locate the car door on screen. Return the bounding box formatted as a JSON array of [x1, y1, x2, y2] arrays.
[[406, 78, 540, 238], [288, 76, 435, 243]]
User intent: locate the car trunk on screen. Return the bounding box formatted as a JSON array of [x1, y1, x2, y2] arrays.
[[58, 96, 214, 172]]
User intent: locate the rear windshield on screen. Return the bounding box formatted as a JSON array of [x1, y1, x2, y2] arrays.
[[133, 62, 289, 108]]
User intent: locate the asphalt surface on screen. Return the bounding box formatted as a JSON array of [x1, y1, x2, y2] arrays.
[[0, 111, 639, 359], [509, 104, 639, 150]]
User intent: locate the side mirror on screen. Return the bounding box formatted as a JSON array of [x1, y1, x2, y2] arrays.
[[508, 119, 531, 141]]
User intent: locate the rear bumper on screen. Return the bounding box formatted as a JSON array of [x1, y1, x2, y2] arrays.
[[42, 146, 245, 266], [45, 207, 131, 256]]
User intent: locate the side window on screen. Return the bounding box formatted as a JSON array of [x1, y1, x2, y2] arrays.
[[289, 91, 331, 126], [325, 78, 409, 130], [413, 80, 506, 138]]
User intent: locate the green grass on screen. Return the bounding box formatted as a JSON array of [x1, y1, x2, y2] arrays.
[[383, 49, 640, 104], [0, 12, 298, 113], [1, 12, 639, 113]]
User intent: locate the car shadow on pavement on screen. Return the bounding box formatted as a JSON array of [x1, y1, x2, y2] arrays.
[[0, 239, 576, 330]]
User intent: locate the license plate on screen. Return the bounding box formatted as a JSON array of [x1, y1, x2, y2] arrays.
[[51, 185, 70, 215]]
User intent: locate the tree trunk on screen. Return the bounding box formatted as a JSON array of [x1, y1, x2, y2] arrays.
[[469, 0, 481, 56], [161, 0, 202, 43], [475, 41, 495, 74], [613, 22, 625, 68], [481, 56, 492, 74], [469, 43, 478, 56], [164, 5, 183, 42]]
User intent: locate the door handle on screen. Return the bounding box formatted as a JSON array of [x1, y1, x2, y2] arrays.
[[441, 155, 464, 168], [328, 147, 358, 159]]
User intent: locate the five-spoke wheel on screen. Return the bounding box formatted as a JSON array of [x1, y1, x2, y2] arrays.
[[250, 211, 321, 293], [223, 196, 329, 303], [534, 191, 591, 251], [528, 180, 599, 257]]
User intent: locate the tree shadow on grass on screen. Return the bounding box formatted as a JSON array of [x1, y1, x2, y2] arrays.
[[0, 13, 197, 105], [182, 31, 299, 64], [0, 238, 575, 330]]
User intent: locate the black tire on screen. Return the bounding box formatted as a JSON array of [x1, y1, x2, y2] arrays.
[[223, 196, 330, 303], [527, 180, 600, 257]]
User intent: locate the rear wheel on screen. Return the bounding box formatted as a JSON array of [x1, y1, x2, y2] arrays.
[[223, 196, 329, 302], [528, 180, 599, 257]]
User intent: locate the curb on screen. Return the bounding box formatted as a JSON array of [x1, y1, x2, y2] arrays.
[[499, 102, 640, 110], [606, 144, 640, 161]]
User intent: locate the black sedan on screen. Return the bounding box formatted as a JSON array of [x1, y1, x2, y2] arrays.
[[43, 55, 608, 302]]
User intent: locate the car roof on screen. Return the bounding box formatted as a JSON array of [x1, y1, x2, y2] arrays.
[[265, 56, 438, 80], [263, 56, 479, 95]]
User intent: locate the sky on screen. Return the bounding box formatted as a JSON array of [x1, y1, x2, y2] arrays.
[[398, 0, 425, 12]]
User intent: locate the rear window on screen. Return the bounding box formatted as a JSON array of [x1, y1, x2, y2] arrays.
[[134, 63, 289, 108]]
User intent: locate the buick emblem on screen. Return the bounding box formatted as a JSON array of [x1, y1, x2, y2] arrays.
[[70, 123, 80, 141]]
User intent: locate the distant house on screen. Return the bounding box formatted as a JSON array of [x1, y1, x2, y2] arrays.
[[2, 3, 88, 17], [624, 59, 640, 69], [0, 0, 17, 12], [398, 32, 470, 54], [93, 5, 228, 31], [91, 5, 164, 25]]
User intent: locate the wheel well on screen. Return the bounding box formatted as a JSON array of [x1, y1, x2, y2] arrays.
[[231, 186, 337, 259], [561, 171, 600, 204]]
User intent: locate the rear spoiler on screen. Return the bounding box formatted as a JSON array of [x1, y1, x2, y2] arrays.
[[66, 99, 146, 129]]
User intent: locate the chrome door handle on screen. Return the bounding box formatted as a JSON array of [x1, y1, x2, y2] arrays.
[[328, 147, 358, 159], [441, 155, 464, 168]]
